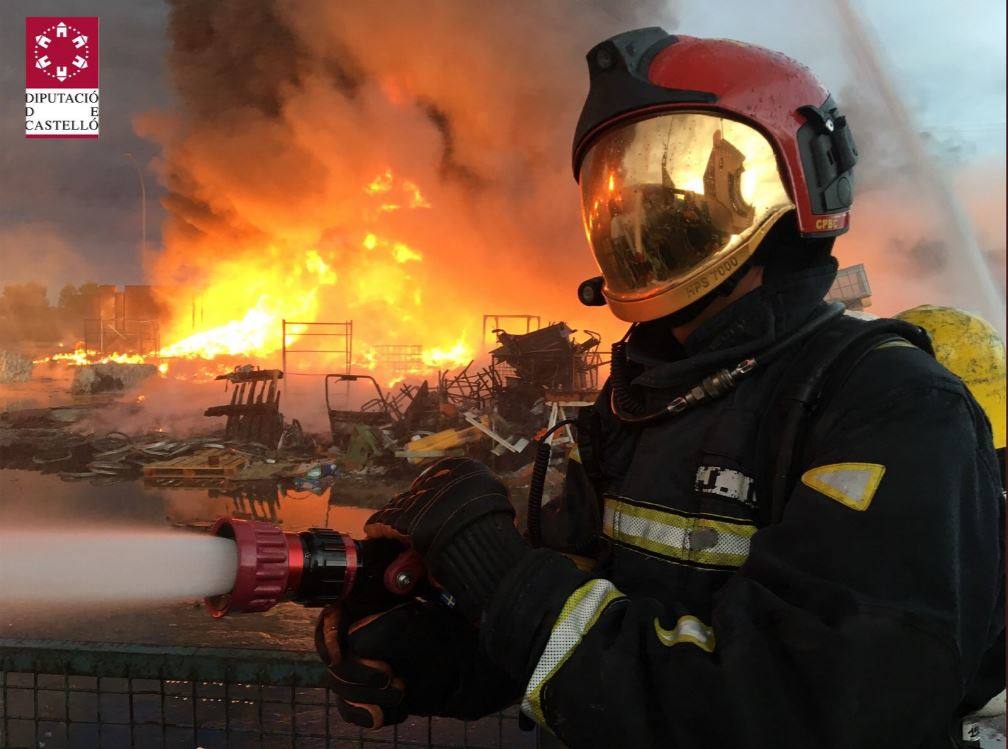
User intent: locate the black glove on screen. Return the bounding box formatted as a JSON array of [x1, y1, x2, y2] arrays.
[[364, 457, 531, 620], [315, 600, 521, 728]]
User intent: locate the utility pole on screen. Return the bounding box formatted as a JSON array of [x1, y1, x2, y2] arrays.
[[123, 152, 147, 257]]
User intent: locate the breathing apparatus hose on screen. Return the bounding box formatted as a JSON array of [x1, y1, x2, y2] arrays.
[[609, 302, 846, 426], [609, 329, 642, 417], [527, 418, 577, 548]]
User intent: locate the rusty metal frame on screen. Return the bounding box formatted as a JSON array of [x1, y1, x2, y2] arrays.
[[372, 344, 424, 378], [84, 318, 160, 356], [280, 320, 353, 383], [480, 315, 541, 344]]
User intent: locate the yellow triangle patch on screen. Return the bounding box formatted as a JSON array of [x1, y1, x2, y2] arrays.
[[800, 462, 885, 511]]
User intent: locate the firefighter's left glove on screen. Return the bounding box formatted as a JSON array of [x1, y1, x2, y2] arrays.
[[365, 457, 530, 621], [315, 600, 521, 728]]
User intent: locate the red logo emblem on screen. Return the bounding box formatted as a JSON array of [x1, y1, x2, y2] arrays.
[[25, 17, 100, 139], [26, 18, 99, 88]]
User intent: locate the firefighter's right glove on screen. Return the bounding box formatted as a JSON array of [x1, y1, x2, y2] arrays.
[[364, 457, 531, 621], [315, 600, 521, 729]]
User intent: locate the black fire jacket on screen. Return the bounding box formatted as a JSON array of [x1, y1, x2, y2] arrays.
[[482, 258, 1005, 748]]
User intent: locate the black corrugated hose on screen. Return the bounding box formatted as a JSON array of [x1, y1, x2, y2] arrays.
[[609, 338, 646, 416], [526, 419, 577, 548]]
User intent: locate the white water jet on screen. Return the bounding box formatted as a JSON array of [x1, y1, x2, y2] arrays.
[[0, 529, 237, 604]]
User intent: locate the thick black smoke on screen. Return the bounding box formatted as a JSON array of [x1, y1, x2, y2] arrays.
[[139, 0, 672, 355]]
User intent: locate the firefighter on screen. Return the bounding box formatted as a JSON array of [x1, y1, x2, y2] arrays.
[[316, 30, 1005, 748]]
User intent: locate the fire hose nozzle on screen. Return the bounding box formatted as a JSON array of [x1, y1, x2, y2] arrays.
[[204, 517, 424, 617]]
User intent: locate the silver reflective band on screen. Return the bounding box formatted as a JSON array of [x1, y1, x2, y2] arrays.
[[603, 498, 756, 568], [522, 579, 625, 726]]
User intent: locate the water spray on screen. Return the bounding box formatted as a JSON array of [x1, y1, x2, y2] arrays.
[[0, 528, 240, 604], [204, 517, 426, 617]]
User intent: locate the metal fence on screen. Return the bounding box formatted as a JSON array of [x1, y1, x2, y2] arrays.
[[0, 640, 537, 749]]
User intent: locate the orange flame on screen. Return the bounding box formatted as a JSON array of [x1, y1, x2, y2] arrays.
[[33, 349, 169, 375], [151, 169, 473, 374], [35, 350, 148, 366]]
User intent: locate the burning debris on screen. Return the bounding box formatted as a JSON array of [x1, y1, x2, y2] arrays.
[[2, 294, 606, 501], [311, 321, 605, 472], [491, 323, 601, 390], [489, 323, 603, 423]]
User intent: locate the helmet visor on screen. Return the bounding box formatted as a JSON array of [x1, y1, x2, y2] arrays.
[[579, 112, 794, 303]]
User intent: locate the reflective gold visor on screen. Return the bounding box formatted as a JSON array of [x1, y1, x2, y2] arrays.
[[579, 113, 794, 319]]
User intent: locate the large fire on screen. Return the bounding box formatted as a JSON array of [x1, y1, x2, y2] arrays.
[[34, 170, 480, 385], [153, 169, 475, 378], [37, 1, 639, 393]]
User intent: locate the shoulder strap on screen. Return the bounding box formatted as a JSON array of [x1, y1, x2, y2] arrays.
[[757, 315, 934, 526]]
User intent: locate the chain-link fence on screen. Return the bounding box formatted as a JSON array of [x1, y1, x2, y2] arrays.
[[0, 639, 538, 749]]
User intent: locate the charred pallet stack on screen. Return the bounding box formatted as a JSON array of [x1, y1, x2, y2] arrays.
[[204, 367, 284, 447]]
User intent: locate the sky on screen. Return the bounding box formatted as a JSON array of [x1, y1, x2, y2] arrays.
[[678, 0, 1006, 160], [0, 0, 169, 287], [0, 0, 1003, 299]]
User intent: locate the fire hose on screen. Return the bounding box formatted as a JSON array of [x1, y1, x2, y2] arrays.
[[207, 416, 586, 616], [204, 517, 428, 616]]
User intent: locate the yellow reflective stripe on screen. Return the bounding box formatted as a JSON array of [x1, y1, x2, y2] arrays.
[[610, 500, 695, 530], [654, 615, 716, 652], [690, 547, 751, 567], [522, 579, 624, 727], [697, 517, 757, 538], [874, 339, 916, 350], [603, 498, 756, 568]]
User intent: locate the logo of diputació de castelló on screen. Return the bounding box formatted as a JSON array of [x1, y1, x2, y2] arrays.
[[25, 17, 100, 139]]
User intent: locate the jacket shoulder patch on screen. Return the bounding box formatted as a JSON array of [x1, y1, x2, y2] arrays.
[[800, 462, 885, 511]]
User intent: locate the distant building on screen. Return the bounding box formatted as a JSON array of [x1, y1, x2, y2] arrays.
[[826, 264, 872, 311]]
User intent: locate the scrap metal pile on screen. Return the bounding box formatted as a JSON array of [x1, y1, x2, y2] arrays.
[[322, 323, 604, 473], [1, 322, 604, 490], [0, 420, 320, 486]]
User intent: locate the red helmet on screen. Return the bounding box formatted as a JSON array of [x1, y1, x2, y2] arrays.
[[573, 28, 858, 322]]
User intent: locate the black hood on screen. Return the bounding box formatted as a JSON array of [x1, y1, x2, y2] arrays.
[[627, 254, 838, 389]]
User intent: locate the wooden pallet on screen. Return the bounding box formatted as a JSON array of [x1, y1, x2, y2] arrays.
[[205, 368, 283, 446], [142, 448, 247, 479]]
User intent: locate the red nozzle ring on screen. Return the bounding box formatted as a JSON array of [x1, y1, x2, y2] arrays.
[[205, 517, 292, 618]]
